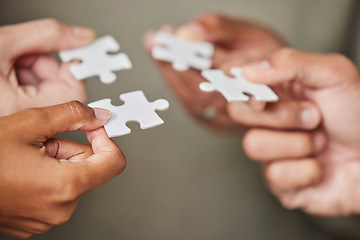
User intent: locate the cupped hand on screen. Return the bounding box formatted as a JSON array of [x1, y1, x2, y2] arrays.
[[0, 19, 96, 116], [0, 101, 126, 238]]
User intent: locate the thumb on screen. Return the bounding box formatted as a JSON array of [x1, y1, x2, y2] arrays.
[[2, 18, 95, 61], [242, 48, 358, 89], [14, 101, 111, 141]]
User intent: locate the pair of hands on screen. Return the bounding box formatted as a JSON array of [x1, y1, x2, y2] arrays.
[[0, 19, 126, 238], [145, 13, 360, 216]]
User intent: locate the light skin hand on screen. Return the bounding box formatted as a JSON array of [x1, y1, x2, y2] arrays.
[[234, 48, 360, 216], [0, 19, 96, 116], [0, 101, 126, 239], [143, 13, 286, 133]]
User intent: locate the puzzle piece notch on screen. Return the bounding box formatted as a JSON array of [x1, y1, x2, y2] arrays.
[[88, 91, 169, 138], [200, 67, 279, 102], [59, 35, 132, 84], [152, 31, 214, 71]]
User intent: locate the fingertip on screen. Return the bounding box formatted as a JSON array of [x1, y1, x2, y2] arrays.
[[92, 108, 111, 122], [266, 159, 321, 193], [242, 128, 264, 160], [85, 127, 114, 152], [242, 60, 271, 82], [227, 102, 245, 123], [72, 26, 96, 47], [300, 105, 322, 129], [176, 22, 206, 41], [248, 97, 267, 111]]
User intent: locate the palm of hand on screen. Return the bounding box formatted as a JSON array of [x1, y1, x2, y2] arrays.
[[0, 55, 86, 116]]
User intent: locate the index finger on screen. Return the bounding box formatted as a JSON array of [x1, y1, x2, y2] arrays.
[[0, 19, 95, 62], [73, 128, 126, 194]]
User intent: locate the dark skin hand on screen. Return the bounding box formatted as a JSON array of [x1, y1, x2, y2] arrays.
[[0, 101, 126, 239]]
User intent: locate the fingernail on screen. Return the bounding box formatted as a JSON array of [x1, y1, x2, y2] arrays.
[[73, 26, 96, 41], [246, 61, 270, 71], [301, 108, 319, 127], [93, 108, 111, 121], [177, 22, 206, 40], [243, 61, 270, 79]]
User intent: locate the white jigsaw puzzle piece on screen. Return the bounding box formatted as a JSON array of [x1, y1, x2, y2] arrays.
[[59, 35, 132, 84], [200, 67, 278, 102], [88, 90, 169, 137], [152, 31, 214, 71]]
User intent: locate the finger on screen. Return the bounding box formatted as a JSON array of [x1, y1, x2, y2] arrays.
[[242, 48, 359, 88], [15, 55, 60, 85], [0, 226, 33, 239], [45, 138, 93, 161], [277, 162, 360, 216], [0, 217, 53, 235], [264, 158, 321, 193], [143, 30, 208, 101], [13, 102, 111, 141], [177, 12, 284, 50], [176, 13, 246, 43], [218, 49, 274, 70], [1, 18, 95, 61], [143, 26, 176, 53], [66, 127, 126, 194], [243, 129, 326, 162], [228, 100, 321, 130]]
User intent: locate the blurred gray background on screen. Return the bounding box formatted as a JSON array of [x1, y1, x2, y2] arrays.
[[1, 0, 360, 239]]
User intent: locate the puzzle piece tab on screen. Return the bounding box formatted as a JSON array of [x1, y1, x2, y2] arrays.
[[200, 68, 278, 102], [152, 31, 214, 71], [88, 91, 169, 137], [59, 35, 132, 84]]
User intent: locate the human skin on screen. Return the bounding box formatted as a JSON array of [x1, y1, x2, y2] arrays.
[[143, 12, 287, 133], [0, 19, 95, 116], [230, 48, 360, 216], [0, 101, 126, 238]]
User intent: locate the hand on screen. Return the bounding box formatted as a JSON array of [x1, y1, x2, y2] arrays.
[[143, 13, 285, 133], [231, 48, 360, 216], [0, 19, 96, 116], [0, 101, 126, 239]]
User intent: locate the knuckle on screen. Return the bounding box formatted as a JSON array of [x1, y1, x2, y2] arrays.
[[52, 179, 79, 204], [296, 133, 313, 154], [51, 210, 74, 225], [272, 47, 298, 64], [327, 54, 358, 80], [41, 18, 63, 39], [198, 12, 223, 28], [0, 26, 11, 47], [23, 108, 49, 126], [114, 149, 127, 175], [265, 163, 281, 186], [65, 100, 92, 119], [275, 105, 294, 127]]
